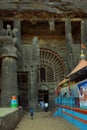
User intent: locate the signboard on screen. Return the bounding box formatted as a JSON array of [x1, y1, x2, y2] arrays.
[[78, 80, 87, 109]]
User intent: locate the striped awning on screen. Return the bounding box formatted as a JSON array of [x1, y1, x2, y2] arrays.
[[68, 59, 87, 77]]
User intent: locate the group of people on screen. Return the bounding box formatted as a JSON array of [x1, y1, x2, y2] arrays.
[[38, 101, 49, 112], [29, 101, 49, 120]]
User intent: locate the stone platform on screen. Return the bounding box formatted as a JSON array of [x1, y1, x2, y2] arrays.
[[0, 107, 23, 130]]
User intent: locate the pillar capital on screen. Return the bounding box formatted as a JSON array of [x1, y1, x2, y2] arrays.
[[0, 24, 18, 58]]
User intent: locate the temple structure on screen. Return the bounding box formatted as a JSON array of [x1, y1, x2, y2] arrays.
[[0, 0, 87, 111]]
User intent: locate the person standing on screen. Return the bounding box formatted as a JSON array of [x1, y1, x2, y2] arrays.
[[29, 108, 34, 119], [40, 100, 45, 111], [44, 102, 48, 112]]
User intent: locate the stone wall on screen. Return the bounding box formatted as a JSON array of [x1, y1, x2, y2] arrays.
[[0, 108, 23, 130]]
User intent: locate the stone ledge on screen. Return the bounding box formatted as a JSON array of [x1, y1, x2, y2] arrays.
[[0, 107, 23, 130]]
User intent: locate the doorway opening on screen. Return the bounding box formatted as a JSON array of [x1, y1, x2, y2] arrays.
[[17, 72, 28, 110], [38, 90, 49, 103]]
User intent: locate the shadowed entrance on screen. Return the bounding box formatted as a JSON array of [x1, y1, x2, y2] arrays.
[[38, 84, 49, 104]]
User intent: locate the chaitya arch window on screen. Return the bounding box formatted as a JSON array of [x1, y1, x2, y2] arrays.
[[37, 48, 66, 83]]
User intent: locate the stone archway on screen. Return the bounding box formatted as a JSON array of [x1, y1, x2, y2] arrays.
[[37, 48, 66, 109]]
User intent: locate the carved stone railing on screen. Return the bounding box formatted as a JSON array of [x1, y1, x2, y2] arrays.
[[0, 0, 87, 15]]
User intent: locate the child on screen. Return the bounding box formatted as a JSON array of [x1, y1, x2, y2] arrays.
[[29, 108, 34, 119]]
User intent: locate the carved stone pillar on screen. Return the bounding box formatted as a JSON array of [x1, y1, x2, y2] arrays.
[[81, 19, 87, 46], [65, 18, 74, 71], [29, 67, 38, 111], [14, 17, 21, 44], [28, 36, 40, 111], [0, 36, 18, 107], [1, 58, 17, 107]]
